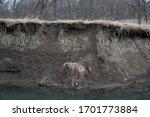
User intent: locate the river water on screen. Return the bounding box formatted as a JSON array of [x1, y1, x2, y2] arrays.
[[0, 85, 150, 100]]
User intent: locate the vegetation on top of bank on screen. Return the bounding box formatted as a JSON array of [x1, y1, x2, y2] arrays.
[[0, 19, 150, 38]]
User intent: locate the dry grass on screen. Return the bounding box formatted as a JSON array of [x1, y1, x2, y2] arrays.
[[0, 18, 149, 29], [0, 18, 150, 37]]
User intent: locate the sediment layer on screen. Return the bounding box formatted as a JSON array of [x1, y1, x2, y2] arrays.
[[0, 19, 150, 90]]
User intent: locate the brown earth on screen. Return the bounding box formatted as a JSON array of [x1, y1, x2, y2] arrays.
[[0, 19, 150, 90]]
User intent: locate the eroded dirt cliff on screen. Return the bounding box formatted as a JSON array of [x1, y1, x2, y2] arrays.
[[0, 19, 150, 90]]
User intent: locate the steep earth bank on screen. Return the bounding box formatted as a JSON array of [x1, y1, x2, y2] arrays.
[[0, 19, 150, 90]]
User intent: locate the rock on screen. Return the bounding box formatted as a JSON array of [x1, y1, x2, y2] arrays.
[[61, 62, 94, 88], [0, 58, 22, 73]]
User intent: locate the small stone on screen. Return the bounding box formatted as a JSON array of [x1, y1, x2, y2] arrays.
[[123, 78, 128, 82]]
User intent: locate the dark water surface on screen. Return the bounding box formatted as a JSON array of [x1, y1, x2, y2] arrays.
[[0, 85, 150, 100]]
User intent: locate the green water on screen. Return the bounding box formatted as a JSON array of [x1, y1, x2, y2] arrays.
[[0, 85, 150, 100]]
